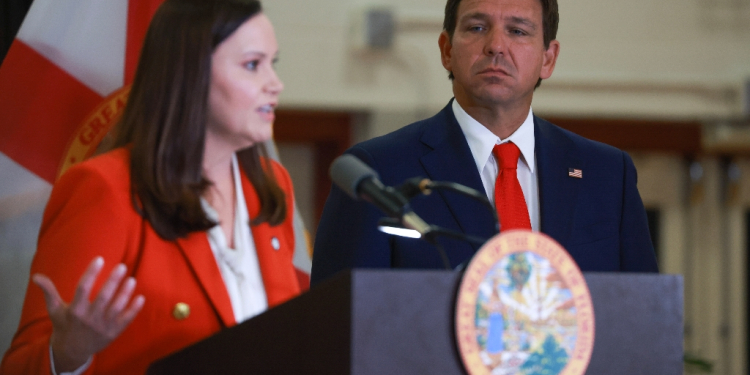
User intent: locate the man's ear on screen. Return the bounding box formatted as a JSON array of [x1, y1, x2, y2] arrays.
[[539, 40, 560, 80], [438, 31, 453, 73]]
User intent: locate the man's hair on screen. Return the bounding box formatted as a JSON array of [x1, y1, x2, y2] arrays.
[[443, 0, 559, 87], [110, 0, 286, 240]]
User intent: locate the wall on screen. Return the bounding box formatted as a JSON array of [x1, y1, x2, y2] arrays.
[[264, 0, 750, 120], [633, 153, 750, 374]]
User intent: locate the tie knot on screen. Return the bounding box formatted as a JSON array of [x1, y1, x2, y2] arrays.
[[493, 142, 520, 169]]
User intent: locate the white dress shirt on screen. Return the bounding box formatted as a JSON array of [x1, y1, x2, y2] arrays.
[[451, 99, 540, 231]]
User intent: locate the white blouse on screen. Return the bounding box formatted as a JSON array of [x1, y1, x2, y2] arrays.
[[201, 153, 268, 323]]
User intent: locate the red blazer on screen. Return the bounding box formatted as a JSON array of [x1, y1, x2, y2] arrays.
[[0, 148, 302, 374]]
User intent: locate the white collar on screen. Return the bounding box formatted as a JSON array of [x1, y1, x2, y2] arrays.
[[452, 99, 536, 174]]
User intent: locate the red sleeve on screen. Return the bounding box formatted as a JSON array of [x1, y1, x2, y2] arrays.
[[0, 151, 141, 375]]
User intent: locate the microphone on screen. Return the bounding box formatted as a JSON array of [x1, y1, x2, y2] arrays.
[[329, 154, 431, 234]]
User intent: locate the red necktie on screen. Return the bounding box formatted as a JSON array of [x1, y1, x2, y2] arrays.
[[493, 142, 531, 231]]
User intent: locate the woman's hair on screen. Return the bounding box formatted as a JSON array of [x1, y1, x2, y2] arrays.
[[111, 0, 286, 240]]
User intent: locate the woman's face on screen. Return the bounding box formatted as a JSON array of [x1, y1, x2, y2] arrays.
[[206, 13, 283, 153]]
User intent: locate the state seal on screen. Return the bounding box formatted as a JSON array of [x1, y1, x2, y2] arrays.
[[57, 85, 130, 179], [455, 230, 595, 375]]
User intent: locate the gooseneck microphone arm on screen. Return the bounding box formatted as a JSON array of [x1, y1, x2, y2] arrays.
[[425, 227, 489, 247], [329, 154, 432, 234], [329, 154, 498, 270], [398, 178, 500, 234]]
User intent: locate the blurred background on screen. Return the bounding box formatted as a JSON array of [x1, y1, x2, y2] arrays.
[[2, 0, 749, 373]]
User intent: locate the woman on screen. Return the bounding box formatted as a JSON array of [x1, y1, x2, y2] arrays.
[[0, 0, 302, 373]]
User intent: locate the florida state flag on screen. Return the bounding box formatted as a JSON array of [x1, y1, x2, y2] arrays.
[[0, 0, 311, 354]]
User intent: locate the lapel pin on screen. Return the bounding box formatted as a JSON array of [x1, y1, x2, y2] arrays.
[[568, 168, 582, 179], [271, 237, 280, 251]]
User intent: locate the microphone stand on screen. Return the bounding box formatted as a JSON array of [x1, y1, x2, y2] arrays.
[[378, 178, 500, 270], [379, 216, 484, 270]]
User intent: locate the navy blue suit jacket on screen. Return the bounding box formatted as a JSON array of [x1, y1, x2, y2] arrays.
[[311, 101, 658, 285]]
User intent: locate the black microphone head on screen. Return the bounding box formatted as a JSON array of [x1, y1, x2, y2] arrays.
[[329, 154, 380, 199]]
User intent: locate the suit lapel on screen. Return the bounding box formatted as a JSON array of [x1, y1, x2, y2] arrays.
[[240, 171, 299, 308], [175, 234, 236, 327], [419, 103, 497, 248], [535, 117, 581, 246]]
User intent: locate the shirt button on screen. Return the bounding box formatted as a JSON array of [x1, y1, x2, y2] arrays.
[[172, 303, 190, 320], [271, 237, 280, 250]]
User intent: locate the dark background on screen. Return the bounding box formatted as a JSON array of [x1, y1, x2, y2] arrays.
[[1, 0, 34, 63]]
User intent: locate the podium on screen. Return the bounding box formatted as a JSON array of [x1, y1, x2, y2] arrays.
[[147, 270, 683, 374]]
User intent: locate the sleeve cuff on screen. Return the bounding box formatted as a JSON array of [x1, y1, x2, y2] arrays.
[[49, 345, 92, 375]]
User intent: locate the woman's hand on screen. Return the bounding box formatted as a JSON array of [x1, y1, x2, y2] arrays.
[[32, 256, 145, 373]]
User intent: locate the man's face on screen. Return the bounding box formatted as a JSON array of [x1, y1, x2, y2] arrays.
[[439, 0, 559, 109]]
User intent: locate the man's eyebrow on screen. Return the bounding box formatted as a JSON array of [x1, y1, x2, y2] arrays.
[[458, 12, 538, 30], [507, 16, 538, 30], [459, 12, 492, 23]]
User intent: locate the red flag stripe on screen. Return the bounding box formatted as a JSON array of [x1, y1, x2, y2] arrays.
[[125, 0, 165, 85], [0, 41, 103, 183], [294, 268, 310, 290]]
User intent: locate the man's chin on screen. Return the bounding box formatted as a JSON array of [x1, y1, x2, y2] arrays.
[[473, 84, 537, 106], [472, 91, 515, 106]]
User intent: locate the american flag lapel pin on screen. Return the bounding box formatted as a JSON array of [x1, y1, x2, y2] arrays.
[[568, 168, 582, 178]]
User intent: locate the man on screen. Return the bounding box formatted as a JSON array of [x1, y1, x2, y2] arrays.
[[311, 0, 658, 285]]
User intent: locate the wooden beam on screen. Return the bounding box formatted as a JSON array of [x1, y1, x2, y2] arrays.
[[545, 117, 703, 154]]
